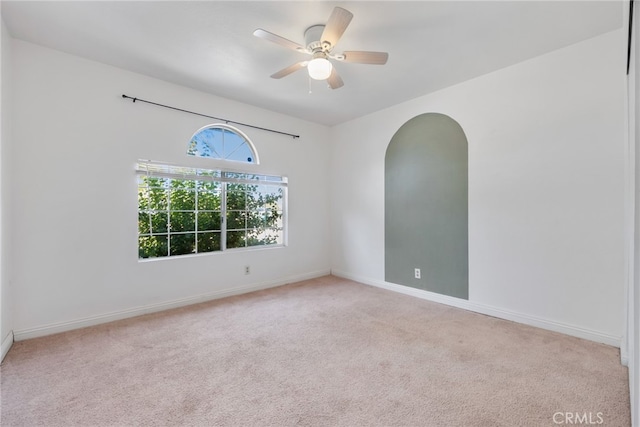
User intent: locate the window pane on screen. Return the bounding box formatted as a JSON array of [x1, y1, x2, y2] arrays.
[[170, 233, 195, 256], [197, 190, 221, 211], [146, 187, 169, 211], [196, 180, 222, 193], [207, 128, 224, 158], [264, 186, 284, 210], [138, 187, 150, 211], [247, 227, 282, 247], [197, 180, 220, 192], [150, 212, 168, 233], [197, 232, 221, 253], [227, 230, 246, 249], [265, 210, 283, 228], [170, 212, 195, 232], [227, 211, 245, 230], [275, 228, 284, 245], [222, 129, 243, 156], [138, 213, 151, 234], [170, 185, 195, 211], [188, 127, 222, 158], [246, 185, 283, 211], [247, 234, 268, 247], [226, 189, 246, 210], [273, 228, 284, 245], [197, 212, 221, 231], [227, 182, 247, 190], [139, 235, 168, 258], [228, 143, 255, 163], [223, 130, 255, 163], [145, 176, 168, 189], [246, 211, 266, 229], [245, 185, 263, 210]]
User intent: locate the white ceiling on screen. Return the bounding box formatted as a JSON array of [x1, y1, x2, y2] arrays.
[[1, 1, 623, 126]]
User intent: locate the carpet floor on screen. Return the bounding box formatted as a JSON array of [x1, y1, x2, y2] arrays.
[[0, 276, 630, 426]]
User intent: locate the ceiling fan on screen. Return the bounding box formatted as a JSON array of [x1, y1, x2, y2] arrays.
[[253, 7, 389, 89]]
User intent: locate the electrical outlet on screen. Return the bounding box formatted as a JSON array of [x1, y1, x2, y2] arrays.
[[244, 265, 250, 275], [414, 268, 421, 279]]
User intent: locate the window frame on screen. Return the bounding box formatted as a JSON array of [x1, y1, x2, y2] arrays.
[[136, 161, 287, 260]]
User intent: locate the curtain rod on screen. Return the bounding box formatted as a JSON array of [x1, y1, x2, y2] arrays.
[[121, 94, 300, 139]]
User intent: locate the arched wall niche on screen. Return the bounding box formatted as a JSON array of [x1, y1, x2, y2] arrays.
[[385, 113, 469, 299]]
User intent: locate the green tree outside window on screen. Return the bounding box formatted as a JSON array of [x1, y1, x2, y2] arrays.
[[137, 167, 285, 259]]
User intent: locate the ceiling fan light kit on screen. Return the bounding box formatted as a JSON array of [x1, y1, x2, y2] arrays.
[[253, 7, 388, 89], [308, 56, 332, 80]]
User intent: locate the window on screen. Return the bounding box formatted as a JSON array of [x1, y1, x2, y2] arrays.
[[187, 124, 259, 164], [137, 162, 286, 259]]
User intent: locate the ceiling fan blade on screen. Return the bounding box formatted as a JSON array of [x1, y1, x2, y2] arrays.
[[253, 29, 305, 52], [342, 51, 389, 65], [270, 62, 308, 79], [321, 7, 353, 48], [327, 68, 344, 89]]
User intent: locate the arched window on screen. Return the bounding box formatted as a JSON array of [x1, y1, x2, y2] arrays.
[[187, 124, 259, 164]]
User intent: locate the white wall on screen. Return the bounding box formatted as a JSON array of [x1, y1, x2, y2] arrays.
[[630, 0, 640, 422], [1, 14, 14, 358], [330, 30, 626, 345], [9, 40, 331, 338]]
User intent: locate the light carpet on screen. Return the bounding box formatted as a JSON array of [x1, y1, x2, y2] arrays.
[[0, 276, 630, 426]]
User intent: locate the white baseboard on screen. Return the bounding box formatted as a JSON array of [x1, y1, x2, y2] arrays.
[[332, 270, 622, 348], [1, 330, 13, 362], [621, 353, 629, 366], [13, 269, 330, 342]]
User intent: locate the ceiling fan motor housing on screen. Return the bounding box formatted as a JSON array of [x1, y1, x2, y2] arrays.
[[305, 25, 329, 52]]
